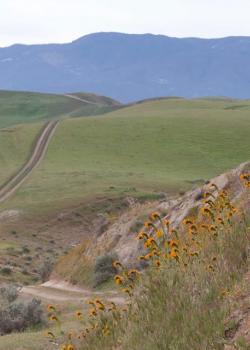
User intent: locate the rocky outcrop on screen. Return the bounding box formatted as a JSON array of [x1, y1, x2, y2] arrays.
[[84, 161, 250, 266]]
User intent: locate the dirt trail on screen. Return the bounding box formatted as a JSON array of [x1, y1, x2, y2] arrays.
[[64, 94, 101, 106], [0, 121, 59, 204], [21, 279, 125, 303]]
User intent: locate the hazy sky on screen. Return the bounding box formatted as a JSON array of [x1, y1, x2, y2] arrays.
[[1, 0, 250, 47]]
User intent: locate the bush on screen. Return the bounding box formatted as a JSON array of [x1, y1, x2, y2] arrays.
[[0, 285, 18, 303], [0, 267, 12, 275], [38, 260, 53, 282], [0, 298, 44, 335], [94, 253, 118, 286]]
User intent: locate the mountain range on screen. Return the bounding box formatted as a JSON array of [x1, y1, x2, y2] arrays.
[[1, 32, 250, 102]]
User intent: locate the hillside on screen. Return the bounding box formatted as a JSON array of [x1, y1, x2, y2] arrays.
[[0, 90, 120, 128], [0, 162, 249, 350], [0, 123, 42, 184], [1, 33, 250, 102], [54, 161, 250, 284], [1, 97, 249, 215]]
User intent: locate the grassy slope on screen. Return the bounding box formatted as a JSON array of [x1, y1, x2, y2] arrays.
[[2, 98, 250, 214], [0, 123, 42, 185], [0, 90, 120, 129]]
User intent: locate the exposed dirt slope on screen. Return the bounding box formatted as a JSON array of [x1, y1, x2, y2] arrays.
[[54, 161, 250, 283]]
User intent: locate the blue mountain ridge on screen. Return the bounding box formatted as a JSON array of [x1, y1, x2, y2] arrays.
[[0, 32, 250, 102]]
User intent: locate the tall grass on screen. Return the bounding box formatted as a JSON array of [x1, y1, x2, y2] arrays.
[[46, 176, 250, 350]]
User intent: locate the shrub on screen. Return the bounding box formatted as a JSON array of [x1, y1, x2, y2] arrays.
[[0, 298, 44, 335], [94, 253, 118, 286], [0, 267, 12, 275], [0, 285, 18, 303], [38, 260, 53, 282]]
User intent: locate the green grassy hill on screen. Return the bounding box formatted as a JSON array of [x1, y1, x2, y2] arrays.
[[0, 123, 42, 185], [0, 90, 120, 129], [1, 98, 249, 214]]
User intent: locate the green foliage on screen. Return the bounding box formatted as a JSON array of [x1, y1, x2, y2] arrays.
[[82, 222, 249, 350], [94, 253, 118, 286]]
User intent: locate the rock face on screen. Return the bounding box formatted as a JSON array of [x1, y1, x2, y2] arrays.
[[84, 161, 250, 266]]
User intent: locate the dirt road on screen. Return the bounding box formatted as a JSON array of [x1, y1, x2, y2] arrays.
[[0, 120, 59, 204], [21, 279, 125, 303]]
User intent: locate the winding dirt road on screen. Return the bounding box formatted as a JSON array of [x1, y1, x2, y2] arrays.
[[0, 120, 59, 204]]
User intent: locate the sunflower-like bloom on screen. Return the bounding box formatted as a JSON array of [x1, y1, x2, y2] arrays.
[[210, 183, 219, 191], [60, 345, 67, 350], [144, 252, 153, 260], [138, 255, 146, 260], [190, 224, 198, 232], [136, 231, 148, 240], [144, 237, 157, 248], [203, 199, 215, 207], [168, 239, 179, 248], [240, 173, 250, 180], [155, 260, 161, 267], [151, 212, 160, 221], [169, 228, 178, 235], [89, 308, 97, 317], [203, 191, 212, 199], [95, 300, 105, 311], [152, 249, 160, 257], [208, 265, 215, 272], [216, 217, 224, 225], [183, 218, 193, 225], [156, 229, 163, 238], [113, 261, 122, 268], [122, 288, 132, 296], [49, 315, 59, 322], [76, 310, 83, 319], [201, 207, 214, 218], [219, 190, 227, 199], [46, 331, 55, 338], [47, 304, 56, 312], [144, 221, 153, 228], [170, 249, 178, 259], [67, 345, 75, 350], [164, 219, 170, 227], [127, 269, 140, 277], [108, 302, 117, 312], [114, 275, 124, 285], [209, 225, 217, 232]]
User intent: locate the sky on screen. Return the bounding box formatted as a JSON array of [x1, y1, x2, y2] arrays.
[[1, 0, 250, 47]]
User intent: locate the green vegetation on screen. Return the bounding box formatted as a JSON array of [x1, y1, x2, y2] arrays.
[[43, 179, 250, 350], [0, 123, 42, 184], [0, 90, 120, 129], [83, 224, 249, 350], [2, 98, 249, 214]]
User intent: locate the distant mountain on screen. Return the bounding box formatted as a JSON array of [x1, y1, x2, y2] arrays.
[[1, 32, 250, 102]]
